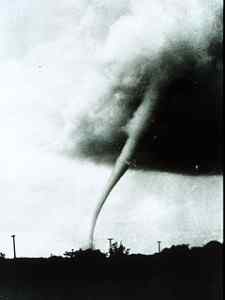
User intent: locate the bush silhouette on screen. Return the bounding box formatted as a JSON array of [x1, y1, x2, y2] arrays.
[[161, 244, 189, 255], [63, 249, 76, 259], [63, 248, 106, 262]]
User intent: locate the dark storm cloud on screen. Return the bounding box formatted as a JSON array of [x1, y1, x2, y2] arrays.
[[73, 7, 223, 176]]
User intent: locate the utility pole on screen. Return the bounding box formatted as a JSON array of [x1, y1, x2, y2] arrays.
[[71, 249, 75, 258], [107, 238, 113, 251], [11, 235, 16, 259], [157, 241, 161, 253]]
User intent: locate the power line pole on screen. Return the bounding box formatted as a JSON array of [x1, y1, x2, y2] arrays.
[[157, 241, 161, 253], [11, 235, 16, 259], [107, 238, 113, 251]]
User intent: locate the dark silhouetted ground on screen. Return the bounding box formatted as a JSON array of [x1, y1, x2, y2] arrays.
[[0, 241, 222, 300]]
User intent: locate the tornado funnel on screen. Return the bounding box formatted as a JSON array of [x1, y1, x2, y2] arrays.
[[89, 88, 157, 248]]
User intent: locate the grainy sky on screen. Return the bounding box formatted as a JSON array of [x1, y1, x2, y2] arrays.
[[0, 0, 223, 257]]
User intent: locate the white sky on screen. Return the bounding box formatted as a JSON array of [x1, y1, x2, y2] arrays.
[[0, 0, 223, 257]]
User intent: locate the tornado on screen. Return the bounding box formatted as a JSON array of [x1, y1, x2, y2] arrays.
[[89, 87, 157, 248]]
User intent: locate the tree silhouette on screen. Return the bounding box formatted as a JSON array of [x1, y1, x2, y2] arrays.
[[109, 241, 130, 258], [0, 252, 5, 259]]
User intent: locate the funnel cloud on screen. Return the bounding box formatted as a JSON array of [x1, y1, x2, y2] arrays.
[[73, 4, 222, 176], [89, 88, 157, 246], [76, 40, 222, 175], [71, 1, 223, 246]]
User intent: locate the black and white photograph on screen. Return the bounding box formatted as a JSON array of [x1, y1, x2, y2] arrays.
[[0, 0, 223, 299]]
